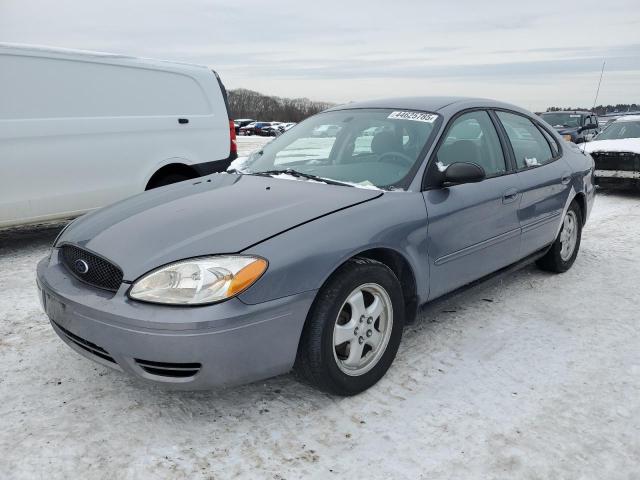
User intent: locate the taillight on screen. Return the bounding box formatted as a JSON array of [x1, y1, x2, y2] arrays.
[[229, 119, 237, 156]]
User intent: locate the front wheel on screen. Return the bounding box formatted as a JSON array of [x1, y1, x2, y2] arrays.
[[536, 201, 583, 273], [295, 258, 405, 395]]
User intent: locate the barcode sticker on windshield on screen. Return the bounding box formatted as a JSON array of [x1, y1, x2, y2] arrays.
[[388, 111, 438, 123]]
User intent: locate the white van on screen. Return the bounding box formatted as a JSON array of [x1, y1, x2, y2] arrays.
[[0, 44, 237, 228]]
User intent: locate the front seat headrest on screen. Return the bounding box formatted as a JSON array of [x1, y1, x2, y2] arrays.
[[371, 131, 402, 155]]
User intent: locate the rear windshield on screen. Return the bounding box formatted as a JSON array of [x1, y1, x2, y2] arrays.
[[237, 108, 441, 189]]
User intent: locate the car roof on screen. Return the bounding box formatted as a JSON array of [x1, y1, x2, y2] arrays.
[[615, 114, 640, 122], [325, 96, 532, 116]]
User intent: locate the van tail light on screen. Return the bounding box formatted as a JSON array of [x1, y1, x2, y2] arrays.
[[229, 119, 237, 156]]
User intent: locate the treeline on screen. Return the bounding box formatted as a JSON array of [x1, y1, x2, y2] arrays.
[[228, 88, 335, 122], [546, 104, 639, 116]]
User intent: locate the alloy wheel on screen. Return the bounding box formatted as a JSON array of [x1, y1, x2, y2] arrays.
[[332, 283, 393, 376]]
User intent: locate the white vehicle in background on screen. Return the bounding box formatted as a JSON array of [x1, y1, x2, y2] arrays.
[[0, 44, 236, 228], [583, 115, 640, 190]]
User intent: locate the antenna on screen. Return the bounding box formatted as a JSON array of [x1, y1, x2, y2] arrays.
[[592, 60, 606, 112]]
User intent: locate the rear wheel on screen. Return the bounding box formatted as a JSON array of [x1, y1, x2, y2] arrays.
[[295, 258, 405, 395], [536, 201, 582, 273], [147, 173, 192, 190]]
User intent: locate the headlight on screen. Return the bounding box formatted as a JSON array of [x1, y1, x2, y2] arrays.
[[563, 134, 573, 142], [129, 255, 267, 305]]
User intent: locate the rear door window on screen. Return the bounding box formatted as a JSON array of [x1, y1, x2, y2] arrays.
[[538, 126, 560, 157], [496, 111, 554, 169]]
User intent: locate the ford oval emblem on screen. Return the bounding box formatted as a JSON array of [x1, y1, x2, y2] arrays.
[[74, 259, 89, 274]]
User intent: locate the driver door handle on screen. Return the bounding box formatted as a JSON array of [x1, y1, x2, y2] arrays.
[[502, 188, 519, 204]]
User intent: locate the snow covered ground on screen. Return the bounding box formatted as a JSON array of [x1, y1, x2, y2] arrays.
[[235, 134, 273, 154], [1, 139, 639, 478]]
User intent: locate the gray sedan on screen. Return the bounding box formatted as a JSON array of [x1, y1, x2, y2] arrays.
[[37, 97, 595, 395]]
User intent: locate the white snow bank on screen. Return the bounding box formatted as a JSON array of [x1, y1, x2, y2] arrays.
[[615, 114, 640, 122], [583, 138, 640, 154]]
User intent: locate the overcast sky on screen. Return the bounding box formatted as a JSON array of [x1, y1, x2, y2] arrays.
[[2, 0, 639, 111]]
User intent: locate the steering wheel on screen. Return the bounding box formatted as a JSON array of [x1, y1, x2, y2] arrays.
[[377, 151, 414, 167]]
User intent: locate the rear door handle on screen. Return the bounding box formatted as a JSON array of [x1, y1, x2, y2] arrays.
[[561, 173, 571, 185], [502, 188, 519, 204]]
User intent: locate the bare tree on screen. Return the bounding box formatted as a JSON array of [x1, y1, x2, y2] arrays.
[[546, 104, 640, 115], [228, 88, 336, 122]]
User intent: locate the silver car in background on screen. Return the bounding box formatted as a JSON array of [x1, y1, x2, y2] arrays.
[[37, 97, 595, 395]]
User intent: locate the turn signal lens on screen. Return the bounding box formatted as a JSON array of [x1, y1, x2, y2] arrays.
[[129, 256, 267, 305], [563, 134, 572, 142], [227, 259, 268, 297]]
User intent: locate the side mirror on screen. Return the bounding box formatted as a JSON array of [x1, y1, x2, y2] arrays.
[[443, 162, 486, 186], [580, 123, 597, 132]]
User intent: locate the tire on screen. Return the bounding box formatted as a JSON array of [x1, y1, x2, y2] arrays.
[[295, 257, 405, 396], [147, 173, 192, 190], [536, 200, 583, 273]]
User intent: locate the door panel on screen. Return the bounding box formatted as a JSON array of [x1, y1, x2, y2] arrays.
[[423, 175, 522, 300], [516, 159, 573, 256], [494, 110, 572, 257]]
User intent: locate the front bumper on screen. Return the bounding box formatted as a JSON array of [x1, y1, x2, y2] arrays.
[[595, 169, 640, 190], [36, 253, 316, 390], [592, 152, 640, 190]]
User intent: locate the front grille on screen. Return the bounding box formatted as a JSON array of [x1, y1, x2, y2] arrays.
[[53, 321, 116, 364], [60, 244, 123, 292], [591, 151, 640, 172], [135, 359, 202, 378]]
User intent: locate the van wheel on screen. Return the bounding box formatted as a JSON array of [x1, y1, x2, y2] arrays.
[[147, 173, 192, 190], [536, 201, 582, 273], [295, 257, 405, 396]]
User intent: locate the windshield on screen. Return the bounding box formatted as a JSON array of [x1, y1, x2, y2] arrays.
[[595, 120, 640, 140], [540, 113, 583, 128], [234, 108, 441, 189]]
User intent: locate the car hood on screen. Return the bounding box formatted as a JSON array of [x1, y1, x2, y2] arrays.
[[553, 126, 579, 135], [59, 174, 382, 281], [583, 138, 640, 154]]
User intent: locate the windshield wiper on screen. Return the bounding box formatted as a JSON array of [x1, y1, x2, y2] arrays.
[[250, 168, 355, 187]]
